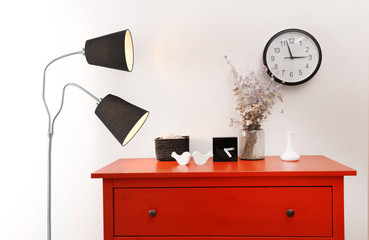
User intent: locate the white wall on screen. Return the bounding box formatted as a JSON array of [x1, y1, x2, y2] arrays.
[[1, 0, 368, 239]]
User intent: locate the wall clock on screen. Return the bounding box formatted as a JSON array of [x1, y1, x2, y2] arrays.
[[263, 28, 322, 86], [213, 137, 238, 162]]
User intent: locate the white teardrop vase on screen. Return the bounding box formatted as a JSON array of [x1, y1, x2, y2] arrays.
[[280, 131, 300, 161]]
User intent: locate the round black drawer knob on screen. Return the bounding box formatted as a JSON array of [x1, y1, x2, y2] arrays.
[[149, 209, 157, 217], [286, 209, 295, 217]]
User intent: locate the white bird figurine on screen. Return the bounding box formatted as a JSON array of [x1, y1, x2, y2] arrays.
[[192, 151, 213, 165], [171, 151, 192, 165]]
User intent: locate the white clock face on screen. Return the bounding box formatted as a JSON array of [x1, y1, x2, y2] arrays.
[[263, 29, 322, 85]]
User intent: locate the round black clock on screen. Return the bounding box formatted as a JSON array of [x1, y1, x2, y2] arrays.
[[263, 28, 322, 85]]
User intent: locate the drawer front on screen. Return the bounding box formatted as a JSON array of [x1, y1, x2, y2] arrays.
[[114, 187, 332, 237]]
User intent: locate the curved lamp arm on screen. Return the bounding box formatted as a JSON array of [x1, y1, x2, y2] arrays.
[[43, 50, 85, 134], [51, 82, 101, 134]]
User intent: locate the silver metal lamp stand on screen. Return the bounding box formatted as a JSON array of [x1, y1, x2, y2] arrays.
[[42, 51, 101, 240]]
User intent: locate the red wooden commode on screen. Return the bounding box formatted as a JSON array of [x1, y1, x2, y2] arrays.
[[91, 155, 356, 240]]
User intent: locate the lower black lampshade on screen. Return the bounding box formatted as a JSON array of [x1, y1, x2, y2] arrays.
[[95, 94, 149, 146]]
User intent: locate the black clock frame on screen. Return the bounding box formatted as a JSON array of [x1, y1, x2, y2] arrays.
[[263, 28, 322, 86], [213, 137, 238, 162]]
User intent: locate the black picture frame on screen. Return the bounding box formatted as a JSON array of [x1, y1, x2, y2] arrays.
[[262, 28, 322, 86], [213, 137, 238, 162]]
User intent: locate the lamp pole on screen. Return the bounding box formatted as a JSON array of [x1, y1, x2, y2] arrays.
[[43, 51, 101, 240]]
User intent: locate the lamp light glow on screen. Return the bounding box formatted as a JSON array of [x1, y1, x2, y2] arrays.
[[124, 30, 134, 72], [123, 112, 149, 146]]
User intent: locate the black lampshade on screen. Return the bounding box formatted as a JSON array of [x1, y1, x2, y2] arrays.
[[85, 29, 134, 71], [95, 94, 149, 146]]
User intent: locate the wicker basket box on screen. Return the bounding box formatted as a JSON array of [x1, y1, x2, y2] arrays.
[[155, 136, 190, 161]]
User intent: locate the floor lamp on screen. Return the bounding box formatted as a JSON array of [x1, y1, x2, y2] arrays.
[[42, 29, 149, 240]]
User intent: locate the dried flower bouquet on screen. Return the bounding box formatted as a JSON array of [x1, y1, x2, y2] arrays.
[[225, 56, 283, 159]]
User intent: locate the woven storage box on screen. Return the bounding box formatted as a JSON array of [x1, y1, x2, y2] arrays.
[[155, 136, 189, 161]]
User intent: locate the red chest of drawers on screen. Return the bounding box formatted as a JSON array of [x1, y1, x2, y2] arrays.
[[91, 155, 356, 240]]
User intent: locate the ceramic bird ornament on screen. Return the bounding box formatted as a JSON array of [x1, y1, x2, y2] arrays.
[[192, 151, 213, 165], [171, 151, 192, 165]]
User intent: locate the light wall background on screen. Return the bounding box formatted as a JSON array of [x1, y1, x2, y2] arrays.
[[1, 0, 368, 239]]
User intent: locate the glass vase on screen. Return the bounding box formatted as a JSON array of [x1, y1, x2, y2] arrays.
[[239, 125, 265, 160]]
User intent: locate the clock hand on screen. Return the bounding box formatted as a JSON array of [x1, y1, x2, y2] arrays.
[[284, 56, 308, 59], [224, 147, 235, 158], [286, 42, 294, 59]]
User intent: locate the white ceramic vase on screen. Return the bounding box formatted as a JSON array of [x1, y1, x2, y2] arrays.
[[280, 131, 300, 161]]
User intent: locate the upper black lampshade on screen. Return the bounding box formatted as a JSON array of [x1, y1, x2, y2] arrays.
[[95, 94, 149, 146], [85, 29, 134, 72]]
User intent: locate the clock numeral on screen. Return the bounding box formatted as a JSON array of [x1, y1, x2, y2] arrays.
[[306, 47, 310, 53], [305, 63, 309, 69], [281, 70, 285, 75], [308, 54, 313, 60], [288, 38, 295, 44], [271, 56, 275, 61], [274, 64, 278, 69], [290, 72, 294, 78], [300, 40, 303, 46], [299, 69, 303, 76], [280, 40, 286, 47], [274, 47, 280, 53]]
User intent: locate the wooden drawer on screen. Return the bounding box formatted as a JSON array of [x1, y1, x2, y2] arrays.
[[114, 187, 332, 237]]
